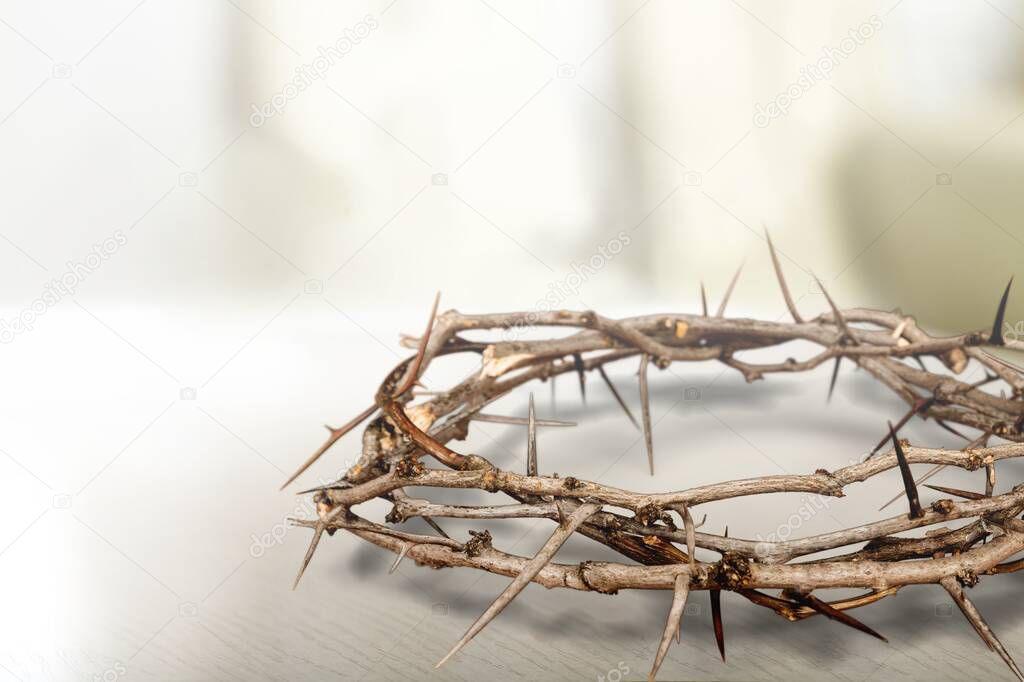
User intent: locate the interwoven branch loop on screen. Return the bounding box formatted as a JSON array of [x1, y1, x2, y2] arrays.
[[285, 244, 1024, 680]]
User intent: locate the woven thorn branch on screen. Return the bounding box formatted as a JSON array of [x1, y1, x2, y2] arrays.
[[283, 235, 1024, 681]]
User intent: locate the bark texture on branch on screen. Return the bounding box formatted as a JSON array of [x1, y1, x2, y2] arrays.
[[284, 243, 1024, 679]]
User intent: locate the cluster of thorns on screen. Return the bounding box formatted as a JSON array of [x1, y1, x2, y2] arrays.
[[282, 234, 1024, 681]]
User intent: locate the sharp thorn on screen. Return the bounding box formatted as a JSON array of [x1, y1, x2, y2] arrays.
[[764, 228, 804, 323], [890, 421, 924, 519], [389, 543, 412, 574], [827, 356, 842, 403], [710, 589, 726, 662], [923, 483, 985, 501], [434, 503, 601, 668], [934, 419, 970, 441], [715, 263, 744, 318], [940, 576, 1024, 681], [683, 506, 696, 565], [281, 404, 377, 490], [472, 413, 576, 428], [814, 274, 857, 344], [555, 500, 568, 527], [700, 282, 708, 317], [527, 393, 538, 477], [395, 292, 441, 397], [795, 593, 887, 642], [989, 277, 1014, 346], [293, 523, 325, 590], [639, 354, 655, 476], [572, 353, 587, 406], [980, 348, 1024, 373], [649, 574, 690, 681], [597, 366, 641, 430], [867, 398, 932, 458], [880, 433, 990, 510], [423, 516, 450, 539]]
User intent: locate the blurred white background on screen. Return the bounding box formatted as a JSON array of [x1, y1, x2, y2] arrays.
[[3, 1, 1024, 680]]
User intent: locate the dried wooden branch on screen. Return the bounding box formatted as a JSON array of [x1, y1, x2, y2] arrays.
[[284, 240, 1024, 679]]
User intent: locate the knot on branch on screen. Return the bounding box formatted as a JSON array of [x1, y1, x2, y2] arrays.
[[993, 421, 1013, 437], [481, 468, 501, 492], [634, 503, 674, 528], [814, 468, 845, 496], [562, 476, 584, 491], [385, 504, 406, 524], [394, 456, 425, 478], [965, 450, 985, 471], [964, 332, 985, 346], [463, 530, 492, 557], [932, 499, 955, 515], [578, 561, 618, 594], [932, 380, 960, 401], [956, 568, 979, 588], [708, 552, 754, 590]]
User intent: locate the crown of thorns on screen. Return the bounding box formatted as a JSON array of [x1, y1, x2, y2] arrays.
[[283, 235, 1024, 681]]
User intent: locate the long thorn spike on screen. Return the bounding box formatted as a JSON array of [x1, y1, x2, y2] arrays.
[[889, 421, 924, 519], [934, 418, 970, 441], [715, 263, 744, 318], [700, 282, 708, 317], [526, 393, 538, 476], [765, 228, 804, 323], [639, 354, 655, 476], [923, 483, 985, 501], [395, 292, 441, 397], [435, 503, 601, 668], [941, 576, 1024, 681], [649, 574, 690, 681], [989, 277, 1014, 346], [880, 431, 992, 509], [827, 356, 842, 403], [293, 523, 325, 590], [281, 404, 377, 490], [423, 516, 450, 539], [572, 353, 586, 405], [881, 431, 989, 508], [710, 589, 725, 662], [814, 274, 856, 344], [867, 398, 932, 458], [389, 543, 412, 574], [597, 366, 640, 430], [472, 413, 575, 428], [683, 507, 696, 565], [796, 593, 887, 642]]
